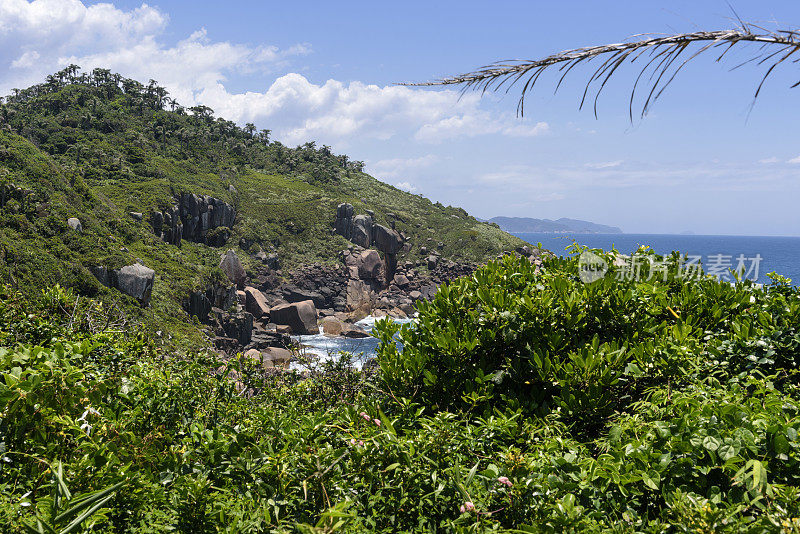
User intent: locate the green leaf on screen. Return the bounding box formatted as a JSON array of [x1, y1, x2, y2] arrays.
[[718, 441, 739, 461], [772, 433, 790, 455], [482, 464, 499, 478], [377, 408, 396, 437], [642, 470, 660, 490], [702, 436, 720, 452], [465, 461, 479, 487], [53, 481, 125, 524], [751, 460, 766, 491], [22, 519, 51, 534], [58, 492, 117, 534], [559, 493, 576, 514]]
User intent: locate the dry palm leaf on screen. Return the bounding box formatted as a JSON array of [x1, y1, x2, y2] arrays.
[[404, 24, 800, 119]]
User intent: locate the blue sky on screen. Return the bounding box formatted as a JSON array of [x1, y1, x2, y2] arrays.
[[2, 0, 800, 235]]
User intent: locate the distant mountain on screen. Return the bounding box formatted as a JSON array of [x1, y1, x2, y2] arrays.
[[489, 216, 623, 234]]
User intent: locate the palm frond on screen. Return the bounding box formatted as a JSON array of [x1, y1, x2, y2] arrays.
[[403, 25, 800, 119]]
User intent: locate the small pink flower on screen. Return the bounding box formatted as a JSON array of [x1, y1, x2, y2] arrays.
[[360, 412, 371, 421], [358, 440, 364, 446], [373, 418, 381, 426], [460, 501, 475, 513], [350, 438, 357, 445], [497, 476, 512, 487]]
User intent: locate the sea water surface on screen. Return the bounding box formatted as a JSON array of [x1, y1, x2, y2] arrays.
[[515, 233, 800, 285], [292, 315, 415, 366]]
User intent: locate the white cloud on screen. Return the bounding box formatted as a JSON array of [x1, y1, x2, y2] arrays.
[[212, 77, 548, 146], [0, 0, 549, 149], [788, 155, 800, 164], [10, 50, 39, 69], [585, 160, 623, 169], [501, 121, 550, 137], [245, 77, 478, 145], [0, 0, 168, 87], [415, 113, 548, 143], [368, 155, 438, 180], [395, 181, 417, 192], [0, 1, 308, 101], [759, 157, 779, 164], [58, 29, 311, 108]]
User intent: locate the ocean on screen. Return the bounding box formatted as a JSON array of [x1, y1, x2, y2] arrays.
[[293, 316, 415, 367], [514, 233, 800, 285]]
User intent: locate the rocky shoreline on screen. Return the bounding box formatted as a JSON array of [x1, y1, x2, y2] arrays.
[[89, 199, 548, 368], [193, 240, 547, 368]]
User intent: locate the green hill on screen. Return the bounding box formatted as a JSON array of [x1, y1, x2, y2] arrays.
[[0, 67, 524, 345]]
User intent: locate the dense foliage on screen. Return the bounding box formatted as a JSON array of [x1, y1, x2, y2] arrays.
[[377, 249, 800, 530], [2, 249, 800, 532], [2, 66, 364, 184], [378, 250, 800, 419]]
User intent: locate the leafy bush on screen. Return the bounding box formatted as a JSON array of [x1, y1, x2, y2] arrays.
[[376, 252, 799, 430], [3, 251, 800, 532]]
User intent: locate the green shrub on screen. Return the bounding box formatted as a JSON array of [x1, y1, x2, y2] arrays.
[[3, 251, 800, 532], [376, 252, 800, 431]]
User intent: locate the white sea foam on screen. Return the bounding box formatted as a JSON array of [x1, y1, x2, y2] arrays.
[[290, 315, 415, 369]]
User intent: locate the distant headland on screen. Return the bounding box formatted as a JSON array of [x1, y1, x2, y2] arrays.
[[487, 216, 623, 234]]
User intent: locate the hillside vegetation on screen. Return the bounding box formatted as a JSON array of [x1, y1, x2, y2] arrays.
[[0, 67, 522, 345], [1, 250, 799, 532]]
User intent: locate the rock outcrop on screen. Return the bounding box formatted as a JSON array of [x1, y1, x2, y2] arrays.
[[341, 323, 370, 338], [113, 263, 156, 305], [393, 273, 410, 288], [270, 300, 318, 335], [320, 316, 344, 335], [219, 249, 247, 288], [351, 214, 373, 248], [254, 250, 280, 270], [283, 286, 326, 308], [357, 250, 383, 281], [151, 193, 236, 247], [333, 205, 406, 286], [244, 347, 292, 368], [187, 284, 237, 321], [67, 217, 82, 232], [244, 286, 270, 319], [320, 316, 369, 338], [261, 347, 293, 368], [150, 207, 182, 246], [345, 279, 373, 317], [373, 224, 403, 255], [212, 308, 253, 346], [334, 203, 354, 240], [91, 262, 155, 306]]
